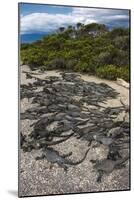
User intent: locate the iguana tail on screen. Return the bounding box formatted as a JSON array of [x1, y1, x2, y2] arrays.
[[38, 132, 74, 146], [115, 156, 129, 167], [65, 147, 90, 165]]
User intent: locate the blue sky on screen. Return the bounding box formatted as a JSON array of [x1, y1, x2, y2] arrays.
[[20, 3, 130, 35], [20, 3, 72, 16]]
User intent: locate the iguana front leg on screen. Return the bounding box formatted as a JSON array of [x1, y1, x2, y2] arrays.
[[115, 163, 126, 169], [62, 152, 72, 158], [36, 154, 46, 160], [97, 170, 104, 183], [88, 140, 92, 147], [58, 162, 68, 172]]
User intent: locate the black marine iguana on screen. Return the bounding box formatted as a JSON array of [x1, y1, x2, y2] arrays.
[[22, 132, 74, 152], [90, 156, 129, 182], [37, 131, 74, 147], [36, 147, 90, 171]]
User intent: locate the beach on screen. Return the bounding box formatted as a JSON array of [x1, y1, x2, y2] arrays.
[[19, 65, 129, 197]]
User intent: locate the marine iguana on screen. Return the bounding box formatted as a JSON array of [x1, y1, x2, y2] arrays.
[[22, 132, 74, 152], [36, 147, 90, 171], [20, 112, 39, 120], [30, 116, 56, 139], [37, 131, 74, 147], [31, 117, 73, 140], [75, 126, 102, 144], [93, 135, 114, 146], [90, 156, 129, 182]]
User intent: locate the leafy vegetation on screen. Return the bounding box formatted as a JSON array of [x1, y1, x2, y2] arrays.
[[21, 23, 130, 81], [96, 65, 129, 81]]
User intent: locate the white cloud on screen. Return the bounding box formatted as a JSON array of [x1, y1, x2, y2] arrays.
[[20, 7, 129, 34], [106, 14, 129, 20], [21, 12, 79, 34], [72, 8, 129, 23]]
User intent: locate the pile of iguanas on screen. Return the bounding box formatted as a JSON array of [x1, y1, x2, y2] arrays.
[[20, 71, 130, 183]]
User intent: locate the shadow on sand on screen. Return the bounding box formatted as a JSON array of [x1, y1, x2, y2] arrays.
[[8, 190, 18, 197]]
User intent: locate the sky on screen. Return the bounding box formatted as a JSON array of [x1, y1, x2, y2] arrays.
[[19, 3, 130, 35]]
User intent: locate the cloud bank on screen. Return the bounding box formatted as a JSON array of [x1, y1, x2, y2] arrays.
[[20, 7, 129, 34]]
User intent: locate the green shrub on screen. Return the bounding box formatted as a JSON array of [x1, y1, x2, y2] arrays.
[[117, 67, 130, 82], [20, 23, 129, 80], [74, 62, 89, 72], [97, 51, 111, 66], [96, 65, 129, 81], [21, 47, 46, 69], [66, 59, 77, 70], [47, 58, 66, 69]]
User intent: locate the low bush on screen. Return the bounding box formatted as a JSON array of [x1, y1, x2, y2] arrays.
[[117, 67, 130, 82], [96, 65, 129, 82], [20, 23, 129, 81], [47, 58, 66, 69], [66, 59, 77, 70], [74, 61, 89, 72], [21, 48, 46, 69]]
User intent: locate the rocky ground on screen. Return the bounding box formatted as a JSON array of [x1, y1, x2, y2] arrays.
[[19, 65, 130, 197]]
